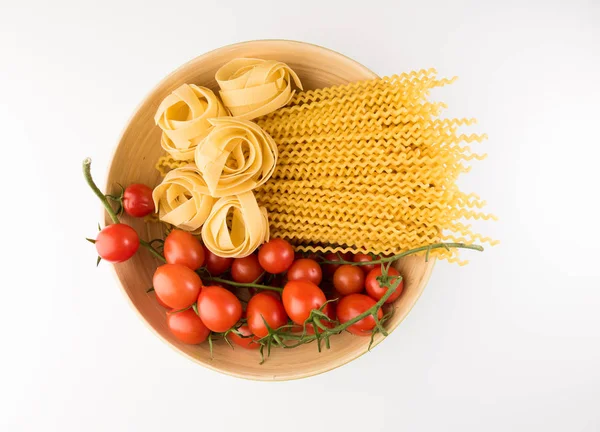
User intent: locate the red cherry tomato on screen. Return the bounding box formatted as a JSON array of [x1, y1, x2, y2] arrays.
[[196, 286, 242, 332], [258, 238, 295, 274], [352, 253, 378, 273], [231, 254, 264, 283], [333, 265, 365, 295], [246, 292, 288, 337], [336, 294, 383, 336], [123, 183, 154, 217], [166, 309, 210, 344], [365, 267, 404, 303], [287, 259, 323, 285], [229, 325, 260, 349], [282, 280, 327, 325], [164, 230, 204, 270], [95, 223, 139, 263], [153, 264, 202, 309], [203, 246, 233, 275], [323, 252, 353, 277]]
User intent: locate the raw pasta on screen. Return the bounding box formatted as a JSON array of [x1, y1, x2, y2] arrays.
[[152, 166, 215, 234], [194, 118, 277, 197], [215, 58, 302, 120], [253, 69, 495, 264], [201, 191, 270, 258], [154, 84, 228, 160]]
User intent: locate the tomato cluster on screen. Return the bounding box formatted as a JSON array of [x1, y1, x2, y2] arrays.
[[151, 233, 404, 349]]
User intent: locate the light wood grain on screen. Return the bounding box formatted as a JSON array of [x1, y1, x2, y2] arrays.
[[104, 40, 435, 381]]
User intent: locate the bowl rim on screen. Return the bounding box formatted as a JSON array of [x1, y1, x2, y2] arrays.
[[103, 39, 436, 381]]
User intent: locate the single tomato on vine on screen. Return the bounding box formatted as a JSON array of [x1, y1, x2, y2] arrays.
[[282, 280, 327, 325], [246, 292, 288, 337], [287, 258, 323, 285], [164, 230, 204, 270], [167, 309, 210, 344], [258, 238, 295, 274], [228, 325, 260, 349], [153, 263, 202, 309], [95, 223, 139, 263], [203, 246, 233, 275], [231, 254, 264, 283], [365, 267, 404, 303], [196, 286, 242, 332], [333, 264, 365, 295], [336, 294, 383, 336], [122, 183, 154, 217]]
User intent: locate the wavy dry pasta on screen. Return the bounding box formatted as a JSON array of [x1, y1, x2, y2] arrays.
[[252, 69, 495, 264], [215, 58, 302, 120], [152, 166, 215, 234], [201, 192, 270, 258], [194, 118, 278, 197], [155, 84, 228, 160]]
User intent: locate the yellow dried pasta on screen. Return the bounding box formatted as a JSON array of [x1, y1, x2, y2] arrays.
[[215, 58, 302, 120], [251, 70, 495, 263], [155, 84, 228, 160], [152, 166, 215, 234], [194, 118, 277, 197], [201, 191, 270, 258]]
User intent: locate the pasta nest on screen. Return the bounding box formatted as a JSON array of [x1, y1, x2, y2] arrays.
[[215, 58, 303, 120], [154, 84, 228, 161], [152, 166, 215, 235], [201, 192, 270, 258], [194, 117, 278, 197]]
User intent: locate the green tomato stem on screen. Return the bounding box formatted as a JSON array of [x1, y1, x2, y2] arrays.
[[203, 276, 283, 293], [319, 242, 484, 266], [139, 239, 167, 263], [82, 158, 120, 224]]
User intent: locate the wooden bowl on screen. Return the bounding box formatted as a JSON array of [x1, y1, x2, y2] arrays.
[[105, 40, 435, 381]]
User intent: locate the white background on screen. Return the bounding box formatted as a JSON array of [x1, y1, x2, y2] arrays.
[[1, 0, 599, 431]]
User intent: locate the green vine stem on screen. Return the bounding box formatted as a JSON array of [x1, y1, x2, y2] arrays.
[[203, 276, 283, 293], [319, 242, 484, 266], [140, 239, 167, 263], [82, 158, 119, 224]]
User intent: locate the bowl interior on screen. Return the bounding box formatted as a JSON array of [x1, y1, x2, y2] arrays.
[[106, 40, 434, 381]]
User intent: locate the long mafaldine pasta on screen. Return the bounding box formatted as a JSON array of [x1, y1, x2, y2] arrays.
[[194, 118, 278, 197], [215, 58, 302, 120], [252, 69, 496, 264], [155, 84, 228, 160], [152, 166, 215, 234], [201, 191, 270, 258]]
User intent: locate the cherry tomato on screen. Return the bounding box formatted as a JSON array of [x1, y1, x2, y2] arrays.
[[153, 264, 202, 309], [95, 223, 139, 263], [246, 292, 288, 337], [229, 325, 260, 349], [123, 183, 154, 217], [203, 246, 233, 275], [282, 280, 327, 324], [365, 267, 404, 303], [258, 238, 295, 274], [352, 253, 378, 273], [164, 230, 204, 270], [287, 259, 323, 285], [323, 252, 353, 277], [166, 309, 210, 344], [197, 286, 242, 332], [231, 254, 264, 283], [336, 294, 383, 336], [333, 265, 365, 295]]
